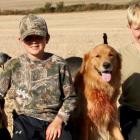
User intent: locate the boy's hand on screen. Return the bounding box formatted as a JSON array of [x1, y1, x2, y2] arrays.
[[46, 116, 63, 140]]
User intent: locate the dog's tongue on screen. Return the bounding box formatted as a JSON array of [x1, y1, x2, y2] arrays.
[[102, 73, 111, 82]]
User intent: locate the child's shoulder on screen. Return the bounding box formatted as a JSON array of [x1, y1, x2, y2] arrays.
[[49, 53, 66, 65], [119, 44, 137, 55], [117, 44, 134, 55], [4, 56, 21, 70]]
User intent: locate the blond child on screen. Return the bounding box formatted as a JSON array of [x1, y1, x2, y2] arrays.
[[119, 2, 140, 140]]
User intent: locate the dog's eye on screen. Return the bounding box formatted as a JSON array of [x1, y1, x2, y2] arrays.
[[95, 54, 100, 58], [109, 54, 114, 57]]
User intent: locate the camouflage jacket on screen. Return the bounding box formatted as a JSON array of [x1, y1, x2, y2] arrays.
[[0, 53, 77, 123]]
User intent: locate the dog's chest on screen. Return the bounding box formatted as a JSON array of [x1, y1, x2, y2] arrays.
[[87, 90, 116, 124]]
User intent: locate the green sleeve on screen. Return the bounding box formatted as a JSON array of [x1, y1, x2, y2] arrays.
[[0, 62, 12, 98], [57, 64, 78, 124]]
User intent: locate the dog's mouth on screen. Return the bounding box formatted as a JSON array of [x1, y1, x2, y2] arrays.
[[95, 67, 112, 82], [101, 70, 112, 82]]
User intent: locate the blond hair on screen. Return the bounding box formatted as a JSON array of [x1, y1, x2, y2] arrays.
[[127, 2, 140, 26]]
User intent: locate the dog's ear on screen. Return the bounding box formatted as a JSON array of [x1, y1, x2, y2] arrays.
[[80, 53, 89, 73], [116, 52, 122, 70]]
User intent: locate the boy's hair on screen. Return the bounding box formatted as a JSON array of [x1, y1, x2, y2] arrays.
[[19, 14, 50, 40], [127, 2, 140, 26]]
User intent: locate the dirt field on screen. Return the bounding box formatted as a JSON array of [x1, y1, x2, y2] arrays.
[[0, 10, 133, 58], [1, 10, 134, 135]]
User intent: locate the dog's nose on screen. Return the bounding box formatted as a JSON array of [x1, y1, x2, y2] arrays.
[[103, 62, 111, 69]]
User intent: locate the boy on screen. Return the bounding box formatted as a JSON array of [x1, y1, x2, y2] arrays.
[[0, 14, 77, 140], [119, 2, 140, 140]]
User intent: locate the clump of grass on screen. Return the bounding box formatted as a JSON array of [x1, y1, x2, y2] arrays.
[[56, 2, 64, 12]]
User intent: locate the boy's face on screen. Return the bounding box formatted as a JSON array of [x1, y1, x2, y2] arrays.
[[129, 23, 140, 45], [20, 35, 47, 60]]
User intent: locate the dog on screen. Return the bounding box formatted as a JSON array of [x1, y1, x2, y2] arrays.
[[74, 43, 124, 140], [0, 98, 11, 140]]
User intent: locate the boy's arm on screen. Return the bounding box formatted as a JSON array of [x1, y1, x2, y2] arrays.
[[57, 63, 78, 124], [0, 65, 11, 99], [0, 64, 11, 128], [46, 63, 77, 140]]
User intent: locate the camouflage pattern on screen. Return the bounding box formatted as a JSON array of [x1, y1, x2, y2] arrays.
[[19, 14, 49, 40], [0, 53, 77, 124]]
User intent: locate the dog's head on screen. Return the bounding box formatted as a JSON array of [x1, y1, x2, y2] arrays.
[[80, 44, 121, 83]]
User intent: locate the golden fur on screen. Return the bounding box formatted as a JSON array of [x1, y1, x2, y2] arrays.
[[74, 44, 124, 140]]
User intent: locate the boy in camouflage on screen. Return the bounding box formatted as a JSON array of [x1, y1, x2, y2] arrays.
[[0, 14, 77, 140]]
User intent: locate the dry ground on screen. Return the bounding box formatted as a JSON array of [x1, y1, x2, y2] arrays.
[[0, 0, 132, 10], [1, 10, 134, 135], [0, 10, 133, 58]]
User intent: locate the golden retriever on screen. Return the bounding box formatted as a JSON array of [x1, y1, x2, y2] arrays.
[[74, 44, 124, 140]]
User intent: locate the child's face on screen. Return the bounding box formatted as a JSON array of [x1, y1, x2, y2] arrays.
[[20, 35, 47, 60], [129, 23, 140, 45]]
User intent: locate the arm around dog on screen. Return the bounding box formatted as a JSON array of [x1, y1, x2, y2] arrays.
[[0, 59, 13, 99], [57, 63, 78, 124], [0, 59, 13, 130]]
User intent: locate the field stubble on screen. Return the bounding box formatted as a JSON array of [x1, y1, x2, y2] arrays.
[[1, 10, 134, 135], [0, 0, 132, 10]]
